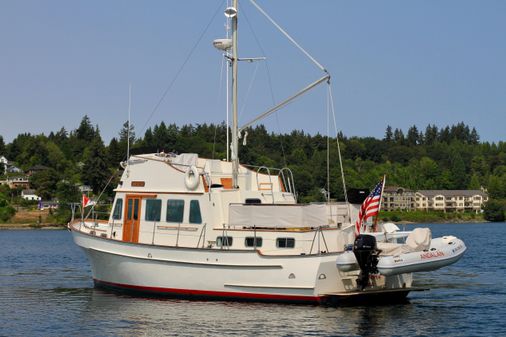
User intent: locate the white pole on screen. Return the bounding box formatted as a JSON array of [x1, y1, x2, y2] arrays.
[[231, 0, 239, 188], [226, 9, 230, 162], [127, 83, 132, 163]]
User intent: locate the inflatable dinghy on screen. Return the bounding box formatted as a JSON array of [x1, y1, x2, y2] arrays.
[[336, 227, 466, 276]]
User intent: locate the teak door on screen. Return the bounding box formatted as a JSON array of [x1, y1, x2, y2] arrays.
[[123, 195, 141, 243]]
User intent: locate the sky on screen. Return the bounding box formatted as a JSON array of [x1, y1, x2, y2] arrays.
[[1, 0, 505, 144]]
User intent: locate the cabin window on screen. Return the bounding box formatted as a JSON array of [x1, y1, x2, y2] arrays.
[[166, 199, 184, 223], [112, 198, 123, 220], [145, 199, 161, 222], [189, 200, 202, 224], [216, 236, 233, 247], [127, 199, 133, 220], [245, 237, 262, 248], [133, 199, 139, 220], [276, 238, 295, 248]]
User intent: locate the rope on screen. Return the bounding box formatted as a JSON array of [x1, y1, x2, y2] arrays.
[[139, 0, 225, 136], [249, 0, 327, 73], [241, 5, 287, 166], [213, 53, 227, 159], [84, 169, 121, 220], [328, 84, 350, 220]]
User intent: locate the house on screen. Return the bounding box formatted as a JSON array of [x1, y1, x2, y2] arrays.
[[382, 186, 416, 211], [0, 175, 30, 189], [26, 165, 50, 176], [0, 156, 7, 174], [21, 189, 41, 201], [0, 156, 23, 174], [415, 190, 488, 213]]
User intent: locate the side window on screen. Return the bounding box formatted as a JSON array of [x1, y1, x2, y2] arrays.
[[189, 200, 202, 224], [276, 238, 295, 248], [145, 199, 161, 221], [166, 199, 184, 223], [245, 237, 262, 248], [112, 198, 123, 220], [127, 199, 133, 220], [133, 199, 139, 220], [216, 236, 233, 247]]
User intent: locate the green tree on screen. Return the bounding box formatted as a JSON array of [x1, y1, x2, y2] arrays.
[[0, 135, 5, 155], [53, 180, 81, 224], [82, 137, 110, 194], [483, 200, 505, 222], [30, 168, 60, 200]]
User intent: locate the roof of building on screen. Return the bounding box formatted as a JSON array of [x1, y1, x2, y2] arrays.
[[383, 186, 414, 193], [416, 190, 487, 197], [21, 189, 37, 195]]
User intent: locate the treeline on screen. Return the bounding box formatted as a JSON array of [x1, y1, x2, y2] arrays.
[[1, 117, 506, 222]]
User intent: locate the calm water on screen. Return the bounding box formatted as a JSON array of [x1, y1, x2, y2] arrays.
[[1, 223, 505, 337]]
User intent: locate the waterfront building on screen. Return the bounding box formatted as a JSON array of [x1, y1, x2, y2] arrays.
[[415, 190, 488, 213]]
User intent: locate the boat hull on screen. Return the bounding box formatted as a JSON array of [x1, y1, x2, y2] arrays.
[[72, 228, 414, 305], [73, 228, 340, 304]]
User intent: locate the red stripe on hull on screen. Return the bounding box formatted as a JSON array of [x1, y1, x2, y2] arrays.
[[94, 279, 322, 304]]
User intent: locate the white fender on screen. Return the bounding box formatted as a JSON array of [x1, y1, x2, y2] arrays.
[[335, 250, 359, 272], [184, 166, 200, 190]]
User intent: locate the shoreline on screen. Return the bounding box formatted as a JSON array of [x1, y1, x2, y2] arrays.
[[0, 223, 66, 230]]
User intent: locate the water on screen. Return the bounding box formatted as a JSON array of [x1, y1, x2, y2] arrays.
[[1, 224, 505, 337]]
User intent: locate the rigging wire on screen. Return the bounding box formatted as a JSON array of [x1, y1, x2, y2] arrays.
[[326, 86, 330, 203], [240, 4, 287, 166], [249, 0, 327, 73], [239, 61, 260, 119], [139, 0, 225, 136], [328, 83, 351, 221], [84, 169, 121, 220], [213, 55, 227, 159]]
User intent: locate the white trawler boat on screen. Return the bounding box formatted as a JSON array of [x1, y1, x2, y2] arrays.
[[70, 1, 466, 304]]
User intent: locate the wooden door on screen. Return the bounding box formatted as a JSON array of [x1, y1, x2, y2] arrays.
[[123, 196, 141, 243]]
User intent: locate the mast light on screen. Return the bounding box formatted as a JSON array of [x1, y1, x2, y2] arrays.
[[224, 6, 237, 18]]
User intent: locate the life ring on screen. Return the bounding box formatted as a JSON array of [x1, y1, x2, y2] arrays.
[[184, 166, 200, 190]]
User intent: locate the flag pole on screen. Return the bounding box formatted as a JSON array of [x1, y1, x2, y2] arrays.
[[373, 175, 386, 232]]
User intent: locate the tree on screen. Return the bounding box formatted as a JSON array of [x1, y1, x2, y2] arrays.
[[0, 135, 5, 155], [0, 185, 16, 222], [406, 125, 420, 146], [393, 128, 405, 145], [424, 124, 438, 146], [384, 126, 393, 142], [76, 115, 95, 142], [30, 168, 60, 200], [483, 200, 505, 222], [82, 137, 110, 194], [107, 137, 124, 165], [118, 120, 136, 157], [53, 180, 81, 224]]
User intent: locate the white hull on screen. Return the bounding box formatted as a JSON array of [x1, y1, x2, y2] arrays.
[[72, 227, 413, 304], [377, 237, 466, 276], [336, 236, 466, 276]]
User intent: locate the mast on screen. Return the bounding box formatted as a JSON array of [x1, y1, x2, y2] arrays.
[[230, 0, 239, 188]]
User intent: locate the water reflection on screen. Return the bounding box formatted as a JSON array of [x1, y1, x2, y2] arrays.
[[1, 225, 506, 337]]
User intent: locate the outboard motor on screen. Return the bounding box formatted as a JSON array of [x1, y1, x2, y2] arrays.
[[353, 234, 380, 290]]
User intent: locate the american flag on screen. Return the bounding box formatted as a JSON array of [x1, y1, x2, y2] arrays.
[[355, 179, 384, 235]]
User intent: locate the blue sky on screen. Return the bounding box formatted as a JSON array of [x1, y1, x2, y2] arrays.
[[1, 0, 505, 143]]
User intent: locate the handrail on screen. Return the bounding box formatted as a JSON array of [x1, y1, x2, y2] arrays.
[[256, 166, 275, 204], [278, 167, 296, 199]]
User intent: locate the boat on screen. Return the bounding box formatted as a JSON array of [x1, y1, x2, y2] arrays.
[[69, 0, 466, 305], [336, 227, 467, 276]]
